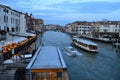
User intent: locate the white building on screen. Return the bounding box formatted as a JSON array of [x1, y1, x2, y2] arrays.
[[91, 21, 120, 39], [0, 4, 9, 30], [20, 13, 26, 33], [0, 4, 26, 33], [65, 24, 72, 33], [99, 21, 120, 33], [45, 24, 56, 30], [75, 23, 92, 37]]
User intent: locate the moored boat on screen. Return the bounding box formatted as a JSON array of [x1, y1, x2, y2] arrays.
[[72, 38, 98, 52]]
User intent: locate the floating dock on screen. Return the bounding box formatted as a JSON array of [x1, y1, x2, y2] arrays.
[[26, 46, 69, 80]]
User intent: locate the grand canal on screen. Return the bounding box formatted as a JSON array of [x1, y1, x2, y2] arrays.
[[42, 31, 120, 80]]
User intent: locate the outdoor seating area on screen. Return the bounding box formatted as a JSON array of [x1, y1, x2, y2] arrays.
[[0, 33, 37, 63]]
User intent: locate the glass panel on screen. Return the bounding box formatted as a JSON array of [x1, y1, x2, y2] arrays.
[[32, 72, 62, 80]]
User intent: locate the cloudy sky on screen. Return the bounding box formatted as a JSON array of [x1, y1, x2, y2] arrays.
[[0, 0, 120, 26]]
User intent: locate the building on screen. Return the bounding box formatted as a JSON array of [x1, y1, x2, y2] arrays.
[[34, 19, 44, 32], [65, 21, 92, 37], [65, 23, 72, 33], [99, 21, 120, 33], [45, 24, 57, 30], [65, 20, 120, 39], [74, 21, 92, 37], [0, 4, 26, 34], [25, 13, 33, 31], [19, 13, 26, 33], [25, 13, 44, 33], [92, 20, 120, 39], [26, 46, 69, 80]]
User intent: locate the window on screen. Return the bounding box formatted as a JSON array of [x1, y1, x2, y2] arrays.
[[7, 16, 8, 23], [0, 8, 2, 12], [3, 9, 9, 13], [11, 18, 12, 23], [16, 19, 19, 25], [7, 27, 9, 32], [32, 72, 62, 80], [4, 15, 8, 23], [12, 18, 14, 23], [103, 29, 108, 32], [104, 25, 109, 27], [7, 10, 9, 13], [4, 15, 5, 22], [12, 27, 14, 32]]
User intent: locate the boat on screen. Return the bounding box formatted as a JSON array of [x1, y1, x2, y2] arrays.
[[65, 46, 77, 56], [72, 38, 98, 52]]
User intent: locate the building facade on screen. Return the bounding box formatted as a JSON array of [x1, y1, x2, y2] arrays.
[[75, 22, 92, 37], [25, 13, 44, 33], [34, 19, 44, 32], [20, 13, 26, 33], [65, 20, 120, 38], [65, 23, 73, 33], [0, 4, 26, 33], [92, 21, 120, 38], [99, 21, 120, 33], [45, 24, 57, 30]]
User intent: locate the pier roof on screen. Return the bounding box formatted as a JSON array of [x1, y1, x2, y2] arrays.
[[9, 32, 35, 38], [27, 46, 66, 69], [74, 38, 97, 46]]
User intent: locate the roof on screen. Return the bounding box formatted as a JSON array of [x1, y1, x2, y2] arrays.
[[0, 37, 27, 47], [9, 32, 35, 38], [27, 46, 66, 69], [73, 38, 97, 46]]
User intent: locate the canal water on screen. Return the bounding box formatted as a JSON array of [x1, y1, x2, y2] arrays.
[[42, 31, 120, 80]]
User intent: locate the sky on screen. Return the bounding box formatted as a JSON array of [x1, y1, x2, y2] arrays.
[[0, 0, 120, 26]]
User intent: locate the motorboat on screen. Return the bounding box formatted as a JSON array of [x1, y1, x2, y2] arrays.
[[65, 46, 77, 56]]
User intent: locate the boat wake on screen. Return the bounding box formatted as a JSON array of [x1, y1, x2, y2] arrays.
[[65, 51, 82, 56], [76, 52, 82, 56]]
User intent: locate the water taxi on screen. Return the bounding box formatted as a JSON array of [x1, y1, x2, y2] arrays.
[[65, 46, 77, 57], [72, 38, 98, 53], [26, 46, 69, 80]]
